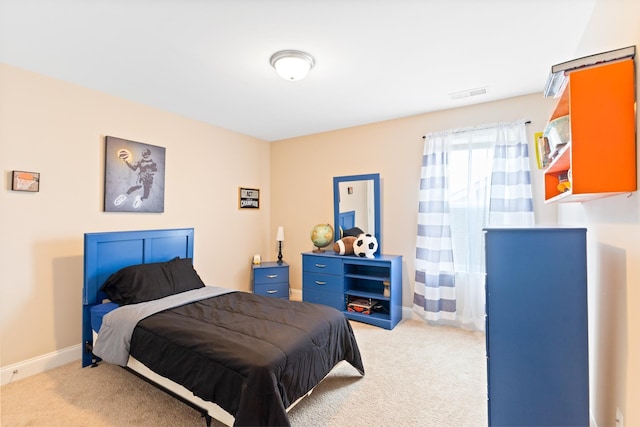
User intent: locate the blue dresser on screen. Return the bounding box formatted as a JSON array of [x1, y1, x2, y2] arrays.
[[252, 261, 289, 299], [302, 251, 402, 330], [484, 227, 589, 426]]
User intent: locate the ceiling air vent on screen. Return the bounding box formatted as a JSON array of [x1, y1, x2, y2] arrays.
[[449, 87, 487, 100]]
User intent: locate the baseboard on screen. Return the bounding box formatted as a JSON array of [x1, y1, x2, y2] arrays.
[[290, 288, 302, 301], [1, 344, 82, 386]]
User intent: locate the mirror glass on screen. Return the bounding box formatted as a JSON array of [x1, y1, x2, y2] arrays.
[[333, 173, 381, 252]]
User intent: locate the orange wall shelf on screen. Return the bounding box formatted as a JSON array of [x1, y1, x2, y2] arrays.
[[543, 58, 636, 203]]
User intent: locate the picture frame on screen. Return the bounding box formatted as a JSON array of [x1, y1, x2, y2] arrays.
[[11, 171, 40, 192], [104, 136, 166, 213], [239, 187, 260, 209]]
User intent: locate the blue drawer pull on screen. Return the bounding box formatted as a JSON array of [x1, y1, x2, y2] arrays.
[[315, 281, 327, 285], [266, 274, 278, 279], [315, 263, 326, 268], [267, 289, 278, 294]]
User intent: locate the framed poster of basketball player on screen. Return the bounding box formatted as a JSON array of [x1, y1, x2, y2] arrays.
[[104, 136, 166, 213]]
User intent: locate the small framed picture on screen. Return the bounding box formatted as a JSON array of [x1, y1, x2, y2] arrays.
[[239, 187, 260, 209], [12, 171, 40, 192]]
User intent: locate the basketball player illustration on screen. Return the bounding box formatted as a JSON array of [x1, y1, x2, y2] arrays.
[[113, 147, 157, 209]]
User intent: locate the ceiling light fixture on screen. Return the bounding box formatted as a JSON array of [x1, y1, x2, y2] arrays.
[[270, 50, 315, 81]]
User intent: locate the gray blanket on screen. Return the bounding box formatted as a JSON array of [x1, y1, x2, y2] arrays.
[[93, 286, 233, 365]]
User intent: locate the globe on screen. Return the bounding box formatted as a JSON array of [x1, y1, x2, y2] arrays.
[[310, 223, 334, 252]]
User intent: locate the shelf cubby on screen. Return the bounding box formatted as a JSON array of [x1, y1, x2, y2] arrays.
[[542, 58, 636, 203]]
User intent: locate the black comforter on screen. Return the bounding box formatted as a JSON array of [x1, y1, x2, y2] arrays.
[[129, 291, 365, 426]]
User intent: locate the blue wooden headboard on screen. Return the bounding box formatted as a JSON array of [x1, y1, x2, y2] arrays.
[[82, 228, 195, 367]]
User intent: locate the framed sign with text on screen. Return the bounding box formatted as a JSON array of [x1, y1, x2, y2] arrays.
[[239, 187, 260, 209]]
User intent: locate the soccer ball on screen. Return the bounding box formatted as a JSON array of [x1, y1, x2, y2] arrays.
[[353, 233, 378, 258]]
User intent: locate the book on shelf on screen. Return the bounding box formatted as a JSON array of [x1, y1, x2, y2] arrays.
[[347, 297, 378, 315]]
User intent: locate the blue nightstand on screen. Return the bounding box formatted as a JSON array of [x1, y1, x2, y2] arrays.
[[252, 261, 289, 299]]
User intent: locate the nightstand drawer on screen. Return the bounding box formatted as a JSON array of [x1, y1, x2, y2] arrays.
[[303, 271, 343, 293], [252, 261, 289, 300], [254, 266, 288, 284], [254, 282, 289, 298], [303, 256, 342, 275]]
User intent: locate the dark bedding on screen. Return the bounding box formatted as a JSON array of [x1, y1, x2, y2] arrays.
[[129, 291, 364, 426]]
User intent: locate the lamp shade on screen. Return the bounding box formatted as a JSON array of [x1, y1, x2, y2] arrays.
[[276, 226, 285, 242], [270, 50, 315, 81]]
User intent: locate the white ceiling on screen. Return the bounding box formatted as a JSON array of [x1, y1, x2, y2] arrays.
[[0, 0, 598, 141]]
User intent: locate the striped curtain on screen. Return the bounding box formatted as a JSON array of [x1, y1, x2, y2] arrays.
[[414, 120, 533, 328], [489, 122, 535, 225], [413, 131, 456, 321]]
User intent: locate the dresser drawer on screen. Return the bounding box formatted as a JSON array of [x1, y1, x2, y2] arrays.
[[303, 271, 343, 293], [303, 255, 342, 275], [254, 282, 289, 299], [254, 266, 288, 284], [303, 288, 344, 311]]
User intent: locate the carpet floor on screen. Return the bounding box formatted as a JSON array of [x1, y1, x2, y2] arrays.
[[1, 319, 487, 426]]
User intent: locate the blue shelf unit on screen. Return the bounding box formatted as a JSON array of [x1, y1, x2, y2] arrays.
[[302, 251, 402, 330]]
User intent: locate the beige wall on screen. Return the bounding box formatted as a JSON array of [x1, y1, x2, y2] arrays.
[[272, 90, 638, 427], [271, 93, 557, 300], [561, 1, 640, 427], [2, 0, 639, 425], [0, 64, 273, 367], [271, 3, 640, 423]]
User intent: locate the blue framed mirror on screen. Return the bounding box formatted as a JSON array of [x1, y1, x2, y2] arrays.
[[333, 173, 381, 252]]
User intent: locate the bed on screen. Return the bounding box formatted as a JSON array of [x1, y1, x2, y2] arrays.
[[81, 228, 364, 426]]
